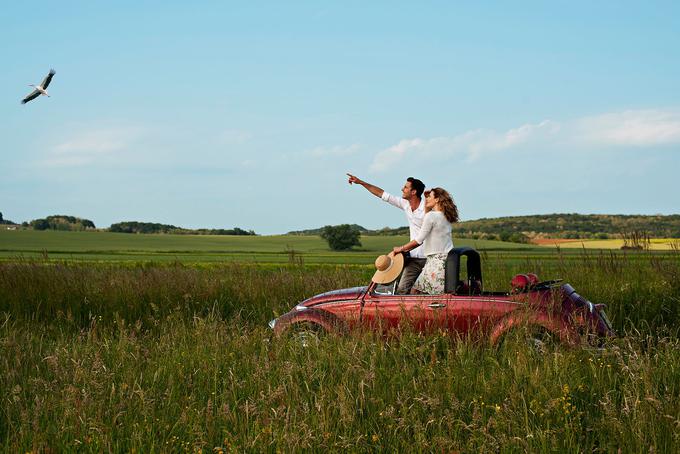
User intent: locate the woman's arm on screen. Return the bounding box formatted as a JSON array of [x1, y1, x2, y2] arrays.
[[393, 240, 419, 254], [392, 212, 434, 254]]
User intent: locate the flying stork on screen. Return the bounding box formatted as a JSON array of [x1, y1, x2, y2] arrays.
[[21, 69, 56, 104]]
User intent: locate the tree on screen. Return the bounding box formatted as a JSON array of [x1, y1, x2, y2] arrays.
[[0, 212, 14, 225], [31, 219, 50, 230], [81, 219, 96, 229], [321, 224, 362, 251]]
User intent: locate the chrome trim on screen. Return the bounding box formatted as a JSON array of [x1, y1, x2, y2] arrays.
[[306, 299, 358, 309], [484, 299, 521, 305], [450, 298, 521, 305], [295, 304, 308, 311], [364, 297, 521, 305]]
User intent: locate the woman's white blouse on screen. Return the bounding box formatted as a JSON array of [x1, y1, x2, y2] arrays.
[[414, 211, 453, 256]]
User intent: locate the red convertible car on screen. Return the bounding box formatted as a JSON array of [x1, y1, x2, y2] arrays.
[[269, 248, 614, 347]]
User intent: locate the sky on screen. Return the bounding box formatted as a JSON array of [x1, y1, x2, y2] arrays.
[[1, 1, 679, 234]]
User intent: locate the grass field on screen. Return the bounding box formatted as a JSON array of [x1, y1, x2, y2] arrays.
[[0, 230, 535, 263], [1, 233, 679, 451]]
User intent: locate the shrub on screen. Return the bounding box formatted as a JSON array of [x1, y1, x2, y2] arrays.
[[320, 224, 362, 251], [31, 219, 50, 230], [29, 215, 95, 231]]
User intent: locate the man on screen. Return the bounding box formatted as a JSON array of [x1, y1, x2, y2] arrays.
[[347, 173, 426, 294]]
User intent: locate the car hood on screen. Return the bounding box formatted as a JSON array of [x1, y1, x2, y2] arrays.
[[299, 286, 368, 307]]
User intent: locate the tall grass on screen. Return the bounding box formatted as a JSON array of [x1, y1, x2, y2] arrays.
[[480, 249, 680, 334], [0, 262, 370, 329], [2, 316, 679, 451], [1, 250, 677, 331], [1, 251, 679, 451]]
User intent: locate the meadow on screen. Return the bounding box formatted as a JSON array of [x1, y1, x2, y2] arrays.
[[1, 231, 680, 452], [0, 229, 532, 264]]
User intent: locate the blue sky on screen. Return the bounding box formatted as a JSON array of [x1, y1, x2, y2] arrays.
[[1, 1, 679, 234]]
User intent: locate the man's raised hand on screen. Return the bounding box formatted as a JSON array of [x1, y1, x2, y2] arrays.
[[347, 173, 363, 185], [346, 174, 384, 198]]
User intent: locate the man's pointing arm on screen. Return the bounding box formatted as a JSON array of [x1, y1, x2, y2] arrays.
[[346, 173, 384, 198]]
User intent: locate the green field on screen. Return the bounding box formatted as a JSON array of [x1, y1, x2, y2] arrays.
[[1, 232, 679, 451], [0, 229, 536, 263]]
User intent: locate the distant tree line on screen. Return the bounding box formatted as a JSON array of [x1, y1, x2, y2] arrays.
[[288, 224, 368, 236], [1, 212, 256, 235], [191, 227, 255, 236], [0, 212, 16, 225], [109, 222, 179, 234], [290, 213, 680, 244], [108, 221, 255, 235], [449, 213, 680, 240], [29, 215, 96, 231]]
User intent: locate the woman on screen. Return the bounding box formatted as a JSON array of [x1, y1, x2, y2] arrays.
[[392, 187, 459, 294]]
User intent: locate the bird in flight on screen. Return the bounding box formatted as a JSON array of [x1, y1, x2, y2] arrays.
[[21, 69, 56, 104]]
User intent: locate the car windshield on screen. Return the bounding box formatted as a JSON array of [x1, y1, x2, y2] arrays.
[[598, 307, 613, 330], [373, 281, 397, 295]]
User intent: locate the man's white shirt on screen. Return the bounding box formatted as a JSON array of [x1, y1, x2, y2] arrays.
[[380, 191, 426, 259]]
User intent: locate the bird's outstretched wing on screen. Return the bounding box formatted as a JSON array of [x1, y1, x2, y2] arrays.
[[21, 89, 41, 104], [40, 69, 56, 89]]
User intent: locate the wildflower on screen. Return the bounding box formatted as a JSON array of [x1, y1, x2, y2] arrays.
[[372, 434, 380, 442]]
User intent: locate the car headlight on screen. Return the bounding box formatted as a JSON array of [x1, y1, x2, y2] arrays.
[[268, 319, 277, 329]]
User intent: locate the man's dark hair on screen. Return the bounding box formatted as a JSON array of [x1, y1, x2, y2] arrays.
[[407, 177, 425, 198]]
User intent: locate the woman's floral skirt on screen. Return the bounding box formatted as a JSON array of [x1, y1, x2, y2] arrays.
[[412, 252, 447, 294]]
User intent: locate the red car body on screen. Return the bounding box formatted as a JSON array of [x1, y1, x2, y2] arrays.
[[269, 248, 614, 346]]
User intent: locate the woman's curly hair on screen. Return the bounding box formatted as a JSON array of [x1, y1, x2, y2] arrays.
[[427, 187, 459, 223]]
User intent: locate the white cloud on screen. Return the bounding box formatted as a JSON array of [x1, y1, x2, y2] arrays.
[[370, 120, 559, 172], [576, 109, 680, 146], [370, 109, 680, 172], [41, 128, 141, 167]]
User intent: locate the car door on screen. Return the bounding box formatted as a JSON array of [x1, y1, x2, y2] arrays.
[[361, 292, 451, 333], [442, 294, 474, 334], [456, 295, 520, 337]]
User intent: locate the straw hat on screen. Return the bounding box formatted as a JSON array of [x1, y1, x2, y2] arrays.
[[372, 251, 404, 284]]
